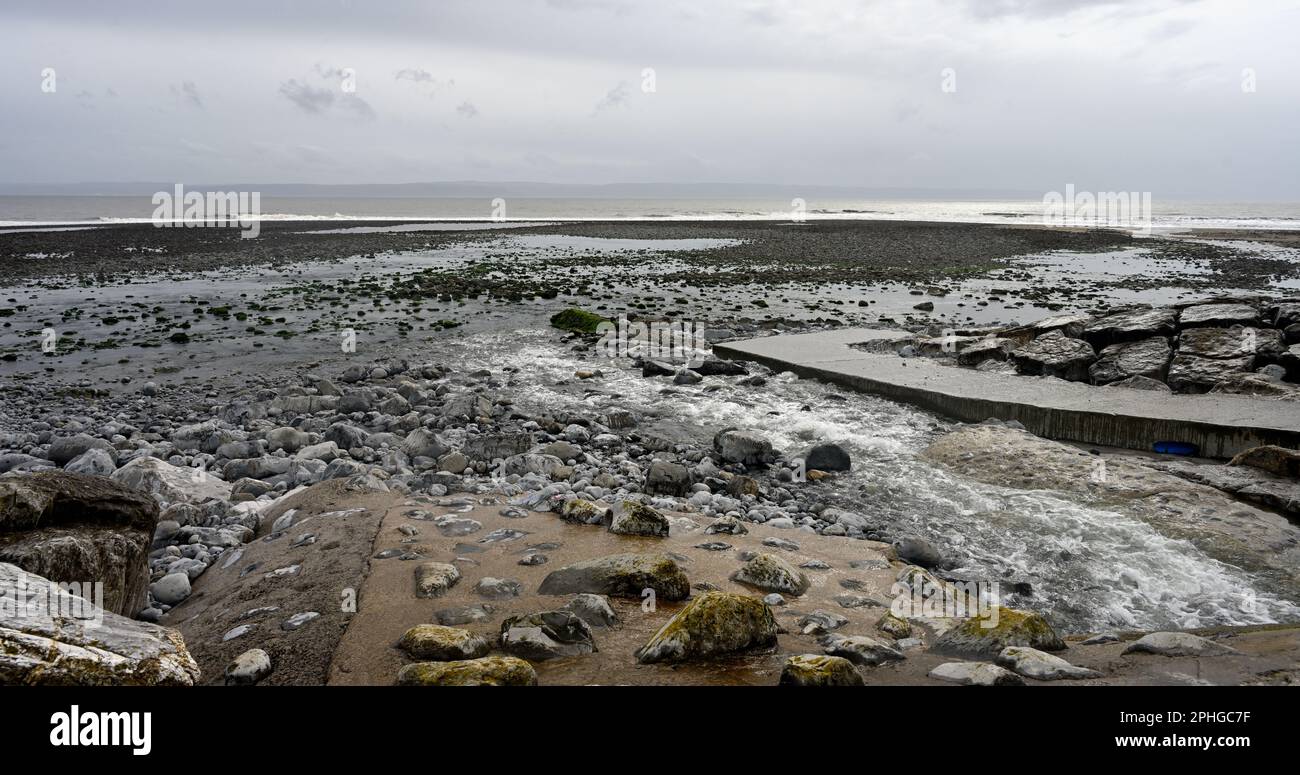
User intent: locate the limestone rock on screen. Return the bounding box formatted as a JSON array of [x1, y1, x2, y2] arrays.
[[0, 562, 200, 685], [110, 456, 232, 507], [996, 646, 1101, 680], [929, 661, 1025, 686], [1122, 631, 1239, 657], [224, 648, 272, 685]]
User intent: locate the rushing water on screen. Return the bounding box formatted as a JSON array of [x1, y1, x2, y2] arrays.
[[442, 328, 1300, 635]]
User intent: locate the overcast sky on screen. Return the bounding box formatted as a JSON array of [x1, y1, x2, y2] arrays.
[[1, 0, 1297, 199]]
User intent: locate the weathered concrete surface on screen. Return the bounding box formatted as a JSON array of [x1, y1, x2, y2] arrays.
[[714, 328, 1300, 459]]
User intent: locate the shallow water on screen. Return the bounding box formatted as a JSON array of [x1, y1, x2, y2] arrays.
[[444, 328, 1300, 634]]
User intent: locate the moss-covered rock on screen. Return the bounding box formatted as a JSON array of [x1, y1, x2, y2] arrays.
[[608, 500, 669, 537], [932, 607, 1065, 656], [413, 562, 462, 599], [876, 611, 913, 640], [397, 624, 492, 661], [397, 656, 537, 686], [636, 591, 778, 663], [731, 553, 810, 596], [538, 553, 690, 600], [559, 498, 610, 526], [549, 308, 609, 334], [779, 654, 864, 686]]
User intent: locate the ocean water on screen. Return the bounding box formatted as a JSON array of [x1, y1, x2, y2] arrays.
[[2, 195, 1300, 231]]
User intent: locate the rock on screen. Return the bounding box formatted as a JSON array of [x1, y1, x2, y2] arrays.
[[797, 610, 849, 635], [731, 553, 810, 596], [931, 607, 1065, 656], [47, 434, 117, 466], [224, 648, 272, 685], [929, 661, 1025, 686], [705, 515, 748, 535], [463, 433, 532, 462], [433, 604, 495, 625], [893, 537, 946, 569], [281, 611, 319, 631], [559, 498, 611, 526], [779, 654, 864, 686], [694, 358, 748, 376], [644, 460, 692, 496], [397, 656, 537, 686], [0, 562, 199, 685], [673, 369, 703, 385], [1010, 330, 1096, 381], [499, 611, 596, 660], [713, 428, 772, 466], [804, 443, 851, 472], [1179, 302, 1259, 328], [150, 572, 191, 606], [1179, 325, 1278, 360], [0, 471, 159, 616], [822, 634, 905, 666], [401, 428, 451, 460], [1082, 306, 1178, 348], [398, 624, 492, 660], [763, 593, 785, 606], [877, 611, 912, 639], [995, 646, 1101, 680], [538, 553, 690, 600], [63, 448, 117, 477], [474, 577, 522, 599], [1166, 354, 1253, 393], [608, 500, 670, 537], [561, 593, 619, 627], [1229, 445, 1300, 479], [440, 393, 493, 421], [635, 591, 778, 663], [540, 441, 582, 461], [957, 337, 1015, 366], [1088, 336, 1171, 384], [110, 456, 232, 507], [1106, 374, 1172, 392], [414, 562, 462, 598], [266, 427, 310, 453], [1121, 631, 1239, 657]]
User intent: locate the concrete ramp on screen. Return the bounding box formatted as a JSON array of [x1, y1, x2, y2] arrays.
[[713, 328, 1300, 459]]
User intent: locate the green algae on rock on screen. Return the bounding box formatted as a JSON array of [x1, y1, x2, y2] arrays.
[[396, 655, 537, 686], [779, 654, 865, 686], [730, 552, 810, 596], [931, 607, 1065, 656], [608, 500, 670, 537], [635, 590, 778, 663], [397, 624, 492, 661], [549, 308, 609, 334]]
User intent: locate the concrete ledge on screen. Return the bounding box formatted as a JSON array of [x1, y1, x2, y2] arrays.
[[714, 328, 1300, 459]]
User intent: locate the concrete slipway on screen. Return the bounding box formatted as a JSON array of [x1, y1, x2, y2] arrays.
[[713, 328, 1300, 459]]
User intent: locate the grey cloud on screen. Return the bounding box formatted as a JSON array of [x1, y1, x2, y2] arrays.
[[593, 82, 630, 113], [171, 80, 202, 108], [278, 79, 334, 113], [456, 101, 479, 118]]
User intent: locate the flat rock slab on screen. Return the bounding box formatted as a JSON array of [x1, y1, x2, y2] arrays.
[[714, 328, 1300, 458]]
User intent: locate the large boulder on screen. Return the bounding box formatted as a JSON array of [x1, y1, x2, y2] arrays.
[[1178, 302, 1259, 329], [1010, 330, 1095, 381], [931, 607, 1065, 657], [397, 656, 536, 686], [0, 471, 158, 616], [713, 429, 772, 466], [1178, 326, 1279, 360], [731, 553, 810, 596], [400, 428, 451, 460], [413, 562, 462, 598], [1122, 631, 1238, 657], [996, 646, 1101, 680], [635, 591, 778, 663], [0, 562, 200, 685], [1088, 336, 1171, 384], [110, 456, 232, 507], [1081, 306, 1178, 348], [1166, 354, 1253, 393], [538, 553, 690, 600], [499, 611, 596, 660], [1229, 445, 1300, 479], [47, 434, 117, 467]]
